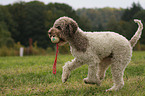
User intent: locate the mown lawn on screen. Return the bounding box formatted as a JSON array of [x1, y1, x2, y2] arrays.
[[0, 52, 145, 96]]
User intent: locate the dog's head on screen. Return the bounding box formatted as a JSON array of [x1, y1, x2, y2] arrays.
[[48, 16, 78, 46]]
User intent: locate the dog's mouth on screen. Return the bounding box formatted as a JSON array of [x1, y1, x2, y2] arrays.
[[58, 38, 67, 46], [49, 35, 67, 46], [48, 28, 67, 46]]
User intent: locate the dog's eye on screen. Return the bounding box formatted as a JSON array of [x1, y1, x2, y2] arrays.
[[56, 26, 61, 30]]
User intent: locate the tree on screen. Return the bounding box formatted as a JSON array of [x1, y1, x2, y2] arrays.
[[8, 1, 49, 48], [120, 2, 145, 46], [8, 2, 26, 44], [24, 1, 48, 48], [133, 10, 145, 44], [121, 2, 143, 21], [0, 6, 14, 47], [7, 2, 84, 49], [76, 7, 123, 31]]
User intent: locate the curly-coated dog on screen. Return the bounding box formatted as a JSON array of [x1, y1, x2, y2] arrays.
[[48, 16, 143, 91]]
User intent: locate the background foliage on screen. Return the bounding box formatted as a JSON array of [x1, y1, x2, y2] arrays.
[[0, 1, 145, 56]]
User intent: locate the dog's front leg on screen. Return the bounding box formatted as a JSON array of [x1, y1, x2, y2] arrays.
[[84, 63, 101, 86], [62, 58, 84, 83]]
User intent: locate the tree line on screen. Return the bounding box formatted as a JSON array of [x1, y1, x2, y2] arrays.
[[0, 1, 145, 50], [77, 3, 145, 45]]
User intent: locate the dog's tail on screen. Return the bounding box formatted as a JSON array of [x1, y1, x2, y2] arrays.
[[130, 19, 143, 47]]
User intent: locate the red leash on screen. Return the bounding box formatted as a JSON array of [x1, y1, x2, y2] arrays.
[[53, 43, 59, 75]]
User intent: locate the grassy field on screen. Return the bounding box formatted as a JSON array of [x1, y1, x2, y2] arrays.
[[0, 51, 145, 96]]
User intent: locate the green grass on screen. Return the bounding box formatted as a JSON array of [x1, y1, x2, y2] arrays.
[[0, 52, 145, 96]]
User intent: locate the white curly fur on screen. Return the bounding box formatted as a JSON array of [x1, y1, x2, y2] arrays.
[[62, 29, 132, 90], [50, 17, 143, 91]]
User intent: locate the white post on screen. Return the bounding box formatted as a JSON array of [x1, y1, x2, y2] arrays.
[[20, 47, 24, 57]]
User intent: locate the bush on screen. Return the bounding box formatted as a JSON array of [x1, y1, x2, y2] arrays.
[[0, 46, 18, 56], [141, 44, 145, 51], [46, 47, 55, 55], [134, 41, 145, 51]]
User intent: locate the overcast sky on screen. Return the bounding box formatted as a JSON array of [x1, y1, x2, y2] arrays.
[[0, 0, 145, 10]]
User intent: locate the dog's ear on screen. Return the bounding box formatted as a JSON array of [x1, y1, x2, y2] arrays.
[[69, 21, 78, 34], [65, 21, 78, 37]]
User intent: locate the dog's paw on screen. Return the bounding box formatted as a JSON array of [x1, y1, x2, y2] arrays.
[[106, 88, 116, 92], [83, 78, 89, 84], [106, 84, 124, 92], [62, 73, 69, 83], [62, 77, 68, 83], [83, 78, 101, 86], [105, 85, 116, 92]]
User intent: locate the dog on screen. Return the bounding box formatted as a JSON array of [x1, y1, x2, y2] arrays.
[[48, 16, 143, 91]]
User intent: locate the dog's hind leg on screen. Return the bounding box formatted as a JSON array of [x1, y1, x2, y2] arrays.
[[62, 58, 84, 83], [106, 52, 131, 91], [98, 57, 111, 80]]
